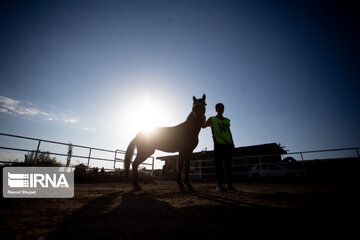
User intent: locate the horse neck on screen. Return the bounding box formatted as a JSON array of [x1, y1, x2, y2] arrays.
[[185, 112, 202, 131]]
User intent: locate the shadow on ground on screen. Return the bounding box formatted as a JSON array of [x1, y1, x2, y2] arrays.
[[1, 182, 357, 239], [46, 189, 330, 240]]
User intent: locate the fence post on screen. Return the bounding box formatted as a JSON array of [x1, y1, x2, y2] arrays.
[[66, 143, 73, 167], [356, 148, 360, 159], [34, 140, 41, 165], [113, 150, 117, 169], [151, 157, 155, 177], [87, 148, 92, 170]]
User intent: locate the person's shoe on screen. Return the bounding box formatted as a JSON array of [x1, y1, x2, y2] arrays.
[[227, 185, 237, 192], [216, 185, 227, 192]]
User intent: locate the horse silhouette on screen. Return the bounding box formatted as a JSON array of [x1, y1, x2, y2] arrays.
[[124, 94, 206, 191]]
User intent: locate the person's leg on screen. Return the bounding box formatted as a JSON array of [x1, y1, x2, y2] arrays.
[[214, 144, 226, 191], [224, 145, 236, 191]]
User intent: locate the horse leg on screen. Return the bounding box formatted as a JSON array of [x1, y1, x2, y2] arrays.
[[177, 154, 186, 192], [131, 145, 154, 191], [131, 156, 143, 191], [184, 152, 195, 192], [132, 153, 151, 191]]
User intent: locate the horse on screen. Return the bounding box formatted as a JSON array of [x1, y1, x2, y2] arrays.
[[124, 94, 206, 191]]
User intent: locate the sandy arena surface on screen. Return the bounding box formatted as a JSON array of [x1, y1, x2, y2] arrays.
[[0, 180, 358, 239]]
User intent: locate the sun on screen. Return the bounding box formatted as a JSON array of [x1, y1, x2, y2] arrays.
[[133, 100, 159, 133], [118, 94, 175, 139]]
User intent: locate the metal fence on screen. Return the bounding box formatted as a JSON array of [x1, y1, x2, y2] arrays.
[[1, 132, 359, 180], [0, 133, 155, 175], [189, 147, 360, 179]]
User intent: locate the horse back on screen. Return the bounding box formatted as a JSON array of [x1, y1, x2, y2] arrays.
[[136, 123, 199, 153]]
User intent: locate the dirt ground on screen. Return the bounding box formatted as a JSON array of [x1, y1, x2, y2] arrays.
[[0, 180, 358, 239]]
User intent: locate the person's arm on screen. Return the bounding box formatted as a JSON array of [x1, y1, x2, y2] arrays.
[[229, 126, 235, 149], [202, 117, 212, 128]]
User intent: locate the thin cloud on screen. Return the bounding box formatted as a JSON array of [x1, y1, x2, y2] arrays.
[[0, 96, 97, 132], [0, 96, 47, 116], [82, 127, 96, 131], [0, 96, 77, 124], [63, 117, 80, 124]]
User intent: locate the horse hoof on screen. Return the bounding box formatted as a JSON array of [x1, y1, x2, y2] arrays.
[[178, 183, 186, 193], [133, 183, 142, 191], [186, 184, 196, 193]]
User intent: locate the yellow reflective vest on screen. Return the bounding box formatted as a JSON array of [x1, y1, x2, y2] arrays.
[[211, 117, 233, 144]]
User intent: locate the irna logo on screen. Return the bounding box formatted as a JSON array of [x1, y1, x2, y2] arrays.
[[3, 167, 74, 198], [8, 172, 69, 188]]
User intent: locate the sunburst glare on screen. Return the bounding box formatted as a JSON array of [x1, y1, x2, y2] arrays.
[[116, 93, 176, 140]]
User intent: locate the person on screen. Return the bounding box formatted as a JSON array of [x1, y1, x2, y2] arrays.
[[203, 103, 237, 192]]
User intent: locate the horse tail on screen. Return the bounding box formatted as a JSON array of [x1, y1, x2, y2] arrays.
[[124, 137, 136, 178]]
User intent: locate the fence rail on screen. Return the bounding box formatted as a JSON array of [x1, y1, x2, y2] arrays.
[[189, 146, 360, 179], [0, 132, 154, 175], [1, 132, 359, 180]]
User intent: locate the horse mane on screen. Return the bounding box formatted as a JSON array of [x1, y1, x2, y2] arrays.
[[186, 112, 195, 121], [186, 111, 203, 123]]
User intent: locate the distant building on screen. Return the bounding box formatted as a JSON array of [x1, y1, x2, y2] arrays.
[[158, 143, 287, 178]]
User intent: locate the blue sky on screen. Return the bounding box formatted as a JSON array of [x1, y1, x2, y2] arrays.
[[0, 0, 359, 167]]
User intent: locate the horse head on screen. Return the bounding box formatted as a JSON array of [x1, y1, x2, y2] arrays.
[[192, 94, 206, 118]]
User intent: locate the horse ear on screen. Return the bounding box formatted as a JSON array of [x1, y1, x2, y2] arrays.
[[193, 96, 196, 102], [202, 94, 206, 100]]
